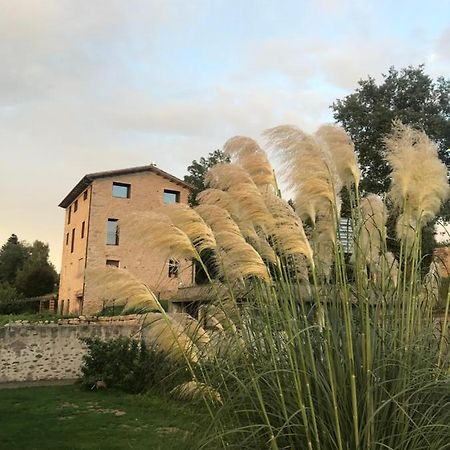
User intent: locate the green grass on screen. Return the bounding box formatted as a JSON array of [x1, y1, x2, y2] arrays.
[[0, 384, 202, 450], [0, 312, 68, 326]]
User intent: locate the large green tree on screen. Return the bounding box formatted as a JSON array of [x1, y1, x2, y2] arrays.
[[0, 235, 57, 298], [332, 65, 450, 263], [184, 149, 231, 206], [0, 234, 29, 285], [332, 65, 450, 198]]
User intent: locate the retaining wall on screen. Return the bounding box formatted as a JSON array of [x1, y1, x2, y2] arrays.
[[0, 316, 140, 383]]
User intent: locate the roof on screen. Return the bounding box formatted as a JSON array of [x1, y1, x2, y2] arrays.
[[58, 164, 192, 208]]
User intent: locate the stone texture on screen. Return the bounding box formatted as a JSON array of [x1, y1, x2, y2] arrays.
[[0, 320, 140, 383]]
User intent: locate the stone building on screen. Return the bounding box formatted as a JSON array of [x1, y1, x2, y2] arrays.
[[58, 164, 193, 315]]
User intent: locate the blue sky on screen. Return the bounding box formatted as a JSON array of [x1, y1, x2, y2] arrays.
[[0, 0, 449, 268]]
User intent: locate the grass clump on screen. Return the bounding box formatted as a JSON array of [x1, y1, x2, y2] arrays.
[[88, 122, 450, 449]]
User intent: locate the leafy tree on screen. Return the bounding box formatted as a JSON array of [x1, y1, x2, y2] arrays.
[[0, 282, 19, 302], [0, 234, 29, 285], [332, 65, 450, 198], [184, 149, 231, 206], [332, 66, 450, 263], [15, 241, 57, 297], [0, 235, 57, 298]]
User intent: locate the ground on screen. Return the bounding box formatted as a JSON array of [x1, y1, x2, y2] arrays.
[[0, 384, 202, 449]]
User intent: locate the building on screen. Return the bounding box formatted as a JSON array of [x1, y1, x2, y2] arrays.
[[58, 164, 193, 315]]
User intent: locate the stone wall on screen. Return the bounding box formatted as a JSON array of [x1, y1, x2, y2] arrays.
[[0, 316, 140, 383]]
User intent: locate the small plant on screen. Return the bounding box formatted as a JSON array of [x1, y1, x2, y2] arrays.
[[80, 337, 190, 394]]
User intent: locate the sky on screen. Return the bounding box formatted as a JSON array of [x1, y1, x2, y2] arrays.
[[0, 0, 449, 269]]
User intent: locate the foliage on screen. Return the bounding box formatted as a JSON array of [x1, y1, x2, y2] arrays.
[[183, 149, 231, 206], [0, 282, 19, 303], [0, 235, 58, 299], [80, 337, 190, 394], [332, 65, 450, 259], [0, 234, 29, 285], [0, 312, 64, 326], [15, 241, 58, 297], [332, 65, 450, 198], [94, 122, 450, 449]]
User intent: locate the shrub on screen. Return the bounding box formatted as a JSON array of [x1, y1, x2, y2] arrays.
[[80, 337, 190, 394]]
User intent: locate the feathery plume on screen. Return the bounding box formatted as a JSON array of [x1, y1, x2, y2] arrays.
[[315, 124, 360, 187], [223, 136, 276, 190], [197, 189, 240, 217], [195, 204, 242, 235], [205, 164, 274, 230], [385, 121, 450, 244], [160, 203, 216, 254], [122, 212, 197, 260], [214, 231, 270, 283], [141, 313, 200, 363], [205, 163, 254, 191], [170, 312, 211, 350], [264, 125, 341, 223], [263, 192, 313, 263], [357, 194, 387, 265], [85, 266, 160, 312]]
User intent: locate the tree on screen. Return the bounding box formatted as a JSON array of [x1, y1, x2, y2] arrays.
[[184, 149, 231, 206], [15, 241, 57, 297], [332, 65, 450, 263], [332, 65, 450, 197], [0, 235, 57, 298], [0, 234, 29, 285]]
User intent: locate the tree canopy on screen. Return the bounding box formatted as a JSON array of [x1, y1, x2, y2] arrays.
[[183, 149, 231, 206], [0, 235, 58, 299], [332, 65, 450, 198]]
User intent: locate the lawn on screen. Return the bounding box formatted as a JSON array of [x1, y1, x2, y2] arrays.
[[0, 384, 203, 450]]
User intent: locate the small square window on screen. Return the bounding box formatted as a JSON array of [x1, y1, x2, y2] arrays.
[[163, 190, 180, 204], [106, 259, 120, 267], [74, 200, 78, 212], [168, 259, 179, 278], [107, 219, 119, 245], [112, 182, 131, 198]]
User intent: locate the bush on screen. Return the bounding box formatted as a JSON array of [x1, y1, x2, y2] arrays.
[[80, 337, 189, 394]]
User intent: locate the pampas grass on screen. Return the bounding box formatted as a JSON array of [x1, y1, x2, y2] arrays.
[[223, 136, 276, 191], [315, 124, 360, 187], [160, 203, 216, 254], [264, 125, 341, 223], [141, 312, 201, 363], [385, 121, 450, 245], [263, 192, 313, 263], [86, 266, 159, 312], [123, 212, 198, 260], [214, 231, 270, 283], [91, 122, 450, 450], [356, 194, 387, 266]]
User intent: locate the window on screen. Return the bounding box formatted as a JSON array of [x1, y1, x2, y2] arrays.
[[83, 190, 88, 201], [107, 219, 119, 245], [163, 189, 180, 204], [112, 182, 131, 198], [106, 259, 120, 267], [74, 200, 78, 212], [81, 221, 85, 239], [65, 233, 69, 245], [71, 228, 75, 253], [168, 259, 179, 278], [67, 206, 71, 224]]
